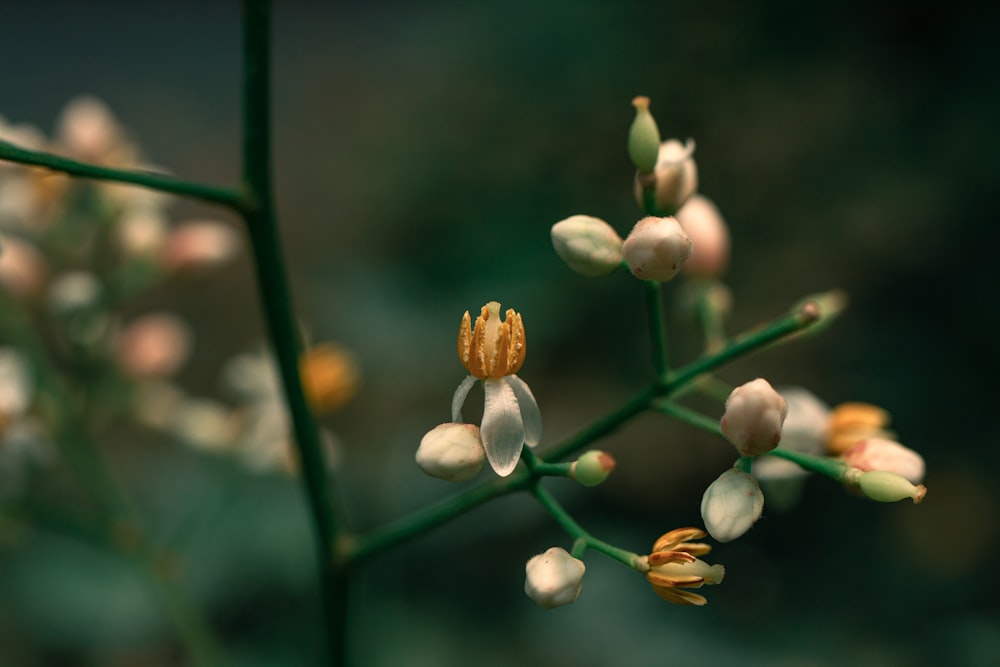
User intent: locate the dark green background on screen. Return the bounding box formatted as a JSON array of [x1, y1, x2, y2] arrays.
[[1, 1, 997, 665]]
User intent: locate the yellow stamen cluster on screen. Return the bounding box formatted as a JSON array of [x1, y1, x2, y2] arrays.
[[827, 402, 891, 454], [645, 528, 724, 606], [457, 302, 526, 380]]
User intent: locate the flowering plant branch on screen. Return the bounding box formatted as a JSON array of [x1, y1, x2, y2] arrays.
[[0, 5, 929, 667]]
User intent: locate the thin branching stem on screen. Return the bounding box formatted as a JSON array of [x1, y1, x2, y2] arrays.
[[0, 139, 245, 210]]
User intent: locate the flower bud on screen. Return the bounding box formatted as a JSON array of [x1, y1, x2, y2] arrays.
[[56, 96, 124, 163], [842, 438, 924, 484], [621, 216, 692, 282], [0, 236, 48, 300], [299, 343, 359, 415], [415, 423, 486, 482], [163, 221, 240, 274], [721, 378, 788, 457], [854, 470, 927, 504], [571, 450, 616, 487], [675, 195, 729, 277], [627, 96, 661, 173], [524, 547, 585, 609], [114, 313, 192, 379], [116, 210, 167, 259], [633, 139, 698, 214], [550, 215, 623, 277], [701, 468, 764, 542]]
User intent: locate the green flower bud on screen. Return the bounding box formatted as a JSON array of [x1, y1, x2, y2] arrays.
[[571, 450, 617, 487], [628, 96, 661, 173], [856, 470, 927, 504]]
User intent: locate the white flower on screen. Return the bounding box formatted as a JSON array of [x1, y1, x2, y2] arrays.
[[701, 468, 764, 542], [842, 438, 925, 484], [721, 378, 787, 457], [753, 387, 830, 481], [621, 216, 693, 282], [550, 215, 623, 277], [453, 302, 541, 477], [524, 547, 585, 609], [416, 423, 486, 482]]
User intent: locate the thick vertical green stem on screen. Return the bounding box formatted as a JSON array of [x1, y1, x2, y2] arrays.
[[644, 281, 671, 386], [240, 0, 346, 663]]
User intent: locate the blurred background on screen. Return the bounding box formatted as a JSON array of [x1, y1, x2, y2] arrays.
[[1, 0, 998, 665]]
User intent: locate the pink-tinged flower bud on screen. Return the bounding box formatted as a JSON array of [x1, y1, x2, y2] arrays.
[[524, 547, 585, 609], [721, 378, 788, 457], [842, 438, 924, 484], [416, 423, 486, 482], [676, 195, 729, 277], [163, 221, 240, 274], [571, 450, 616, 487], [0, 236, 48, 300], [701, 468, 764, 542], [633, 139, 698, 214], [114, 313, 192, 379], [550, 215, 623, 277], [622, 216, 692, 282]]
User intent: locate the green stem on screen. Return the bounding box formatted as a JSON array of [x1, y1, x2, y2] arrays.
[[652, 400, 721, 436], [0, 139, 244, 210], [667, 302, 820, 392], [522, 448, 573, 478], [531, 484, 643, 569], [694, 280, 728, 353], [766, 449, 850, 481], [644, 281, 671, 385], [735, 456, 753, 473], [240, 0, 346, 662], [344, 471, 534, 563]]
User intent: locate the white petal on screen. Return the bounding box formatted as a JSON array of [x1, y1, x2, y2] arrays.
[[481, 378, 525, 476], [505, 375, 542, 448], [451, 375, 477, 423]]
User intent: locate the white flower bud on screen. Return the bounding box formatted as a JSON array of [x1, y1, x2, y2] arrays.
[[676, 195, 729, 277], [633, 139, 698, 214], [56, 96, 124, 162], [721, 378, 788, 457], [415, 423, 486, 482], [550, 215, 623, 277], [524, 547, 585, 609], [622, 216, 692, 282], [701, 468, 764, 542], [842, 438, 925, 484]]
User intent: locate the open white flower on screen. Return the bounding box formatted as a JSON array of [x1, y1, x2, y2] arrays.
[[453, 302, 541, 477]]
